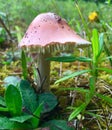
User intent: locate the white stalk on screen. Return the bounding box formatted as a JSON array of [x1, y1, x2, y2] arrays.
[[38, 52, 51, 91]]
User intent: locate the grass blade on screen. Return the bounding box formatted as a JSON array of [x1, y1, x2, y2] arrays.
[[68, 103, 86, 121], [47, 56, 91, 62], [60, 87, 89, 93], [55, 70, 91, 84], [96, 93, 112, 104], [97, 67, 112, 74]]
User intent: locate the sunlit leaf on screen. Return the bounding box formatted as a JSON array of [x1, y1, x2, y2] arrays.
[[91, 29, 99, 62]]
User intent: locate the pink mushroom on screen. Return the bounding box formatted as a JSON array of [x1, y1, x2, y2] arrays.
[[19, 12, 90, 91]]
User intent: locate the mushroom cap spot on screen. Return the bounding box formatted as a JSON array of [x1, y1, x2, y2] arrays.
[[19, 12, 90, 48]]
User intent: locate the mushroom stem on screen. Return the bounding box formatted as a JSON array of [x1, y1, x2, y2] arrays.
[[38, 52, 51, 91]]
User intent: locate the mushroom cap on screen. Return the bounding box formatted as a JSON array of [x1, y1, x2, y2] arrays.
[[19, 12, 90, 49]]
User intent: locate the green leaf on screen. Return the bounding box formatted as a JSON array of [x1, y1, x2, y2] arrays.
[[15, 25, 22, 43], [5, 85, 22, 116], [68, 103, 86, 121], [38, 92, 58, 113], [0, 96, 6, 107], [0, 117, 14, 129], [0, 107, 8, 112], [75, 57, 92, 62], [42, 120, 74, 130], [91, 29, 99, 62], [10, 115, 32, 123], [60, 87, 89, 93], [47, 56, 91, 62], [96, 93, 112, 104], [31, 103, 43, 128], [85, 92, 91, 104], [13, 123, 32, 129], [107, 0, 111, 4], [19, 80, 38, 112], [89, 77, 95, 96], [21, 50, 28, 79], [85, 111, 101, 118], [55, 70, 91, 84], [102, 56, 112, 61], [97, 67, 112, 74]]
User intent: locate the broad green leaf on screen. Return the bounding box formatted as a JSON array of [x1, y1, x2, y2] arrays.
[[96, 93, 112, 104], [68, 103, 86, 121], [21, 50, 28, 79], [0, 96, 6, 106], [31, 103, 43, 128], [19, 80, 38, 112], [10, 115, 32, 123], [55, 70, 91, 84], [42, 120, 74, 130], [97, 67, 112, 74], [0, 117, 14, 129], [47, 56, 91, 62], [5, 85, 22, 116], [38, 92, 58, 113]]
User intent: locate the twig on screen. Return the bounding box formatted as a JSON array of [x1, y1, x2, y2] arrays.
[[96, 119, 103, 130], [100, 103, 110, 130], [0, 17, 12, 40]]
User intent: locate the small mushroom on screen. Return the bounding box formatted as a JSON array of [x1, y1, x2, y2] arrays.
[[19, 12, 90, 91]]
